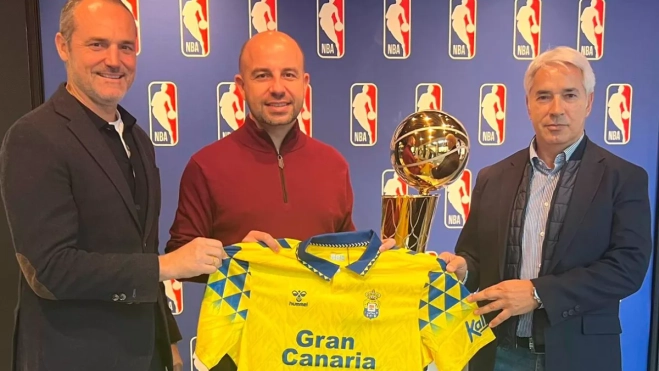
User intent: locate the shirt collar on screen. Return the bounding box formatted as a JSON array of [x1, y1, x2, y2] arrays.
[[74, 97, 137, 131], [529, 131, 585, 167], [234, 114, 307, 154], [296, 230, 382, 281]]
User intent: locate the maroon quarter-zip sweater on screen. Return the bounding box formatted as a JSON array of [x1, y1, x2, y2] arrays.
[[164, 116, 356, 283]]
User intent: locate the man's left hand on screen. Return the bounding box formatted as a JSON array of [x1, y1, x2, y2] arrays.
[[467, 279, 539, 328], [171, 343, 183, 371], [378, 238, 396, 252]]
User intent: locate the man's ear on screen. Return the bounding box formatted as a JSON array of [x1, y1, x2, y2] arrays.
[[585, 92, 594, 117], [234, 74, 245, 97], [55, 32, 70, 63]]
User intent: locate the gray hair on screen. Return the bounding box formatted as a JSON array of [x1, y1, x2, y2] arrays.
[[523, 46, 596, 95], [59, 0, 129, 42]]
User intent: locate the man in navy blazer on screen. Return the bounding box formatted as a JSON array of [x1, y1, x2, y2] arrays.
[[0, 1, 229, 370], [440, 46, 652, 371]]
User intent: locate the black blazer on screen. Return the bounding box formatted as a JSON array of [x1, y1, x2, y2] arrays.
[[455, 136, 652, 371], [0, 84, 180, 370]]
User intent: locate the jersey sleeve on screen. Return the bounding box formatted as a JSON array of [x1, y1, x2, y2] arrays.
[[419, 261, 495, 371], [194, 245, 252, 369]]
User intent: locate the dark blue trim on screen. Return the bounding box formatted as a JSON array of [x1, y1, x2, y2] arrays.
[[296, 230, 382, 280]]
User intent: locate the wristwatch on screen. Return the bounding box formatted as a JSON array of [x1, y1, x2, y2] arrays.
[[532, 287, 543, 309]]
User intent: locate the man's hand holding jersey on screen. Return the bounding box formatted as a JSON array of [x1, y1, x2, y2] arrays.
[[438, 252, 540, 329], [242, 230, 397, 253], [158, 237, 227, 281]]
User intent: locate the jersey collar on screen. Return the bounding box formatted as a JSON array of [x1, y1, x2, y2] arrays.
[[296, 230, 382, 281]]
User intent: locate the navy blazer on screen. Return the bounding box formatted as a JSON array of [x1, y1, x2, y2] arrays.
[[0, 84, 180, 370], [455, 136, 652, 371]]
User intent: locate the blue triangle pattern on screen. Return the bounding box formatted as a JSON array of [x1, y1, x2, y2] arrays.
[[237, 309, 248, 320], [445, 273, 458, 292], [224, 293, 242, 312], [445, 292, 459, 310], [218, 261, 231, 277], [419, 319, 429, 330], [235, 259, 249, 272], [429, 286, 443, 303], [460, 283, 471, 299], [419, 300, 428, 309], [208, 278, 227, 296], [228, 273, 247, 291], [428, 304, 443, 322]]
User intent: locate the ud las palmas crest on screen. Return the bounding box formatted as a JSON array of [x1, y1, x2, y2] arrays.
[[363, 289, 381, 319]]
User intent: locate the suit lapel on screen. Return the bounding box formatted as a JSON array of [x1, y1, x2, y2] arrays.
[[546, 143, 604, 272], [496, 152, 528, 281], [53, 85, 142, 234], [133, 129, 157, 244]]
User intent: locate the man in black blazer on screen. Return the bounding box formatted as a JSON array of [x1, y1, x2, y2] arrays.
[[440, 46, 652, 371], [0, 1, 228, 370]]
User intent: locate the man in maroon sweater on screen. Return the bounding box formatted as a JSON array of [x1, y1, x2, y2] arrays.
[[164, 31, 394, 370]]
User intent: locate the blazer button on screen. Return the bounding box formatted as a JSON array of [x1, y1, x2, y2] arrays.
[[119, 293, 126, 301], [562, 311, 568, 318], [568, 309, 575, 316], [112, 294, 119, 301], [575, 305, 580, 312]]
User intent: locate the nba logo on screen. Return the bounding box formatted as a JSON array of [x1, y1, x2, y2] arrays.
[[448, 0, 477, 59], [478, 84, 506, 146], [604, 84, 632, 145], [383, 0, 411, 59], [217, 82, 246, 139], [513, 0, 541, 60], [179, 0, 210, 57], [415, 83, 442, 112], [190, 337, 209, 371], [577, 0, 605, 60], [148, 81, 178, 146], [164, 279, 183, 315], [317, 0, 344, 59], [350, 83, 378, 147], [297, 85, 312, 136], [444, 169, 472, 229], [382, 169, 409, 196], [121, 0, 141, 55], [249, 0, 277, 37]]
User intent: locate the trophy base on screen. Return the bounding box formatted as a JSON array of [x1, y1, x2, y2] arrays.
[[381, 194, 439, 253]]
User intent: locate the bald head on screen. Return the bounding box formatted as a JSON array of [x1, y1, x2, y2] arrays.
[[446, 134, 457, 148], [234, 31, 309, 130], [238, 31, 305, 74]]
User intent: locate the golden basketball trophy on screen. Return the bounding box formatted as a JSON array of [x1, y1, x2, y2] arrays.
[[381, 110, 470, 252]]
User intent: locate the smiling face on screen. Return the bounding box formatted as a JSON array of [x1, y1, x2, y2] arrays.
[[526, 62, 593, 152], [55, 0, 137, 114], [235, 31, 309, 129]]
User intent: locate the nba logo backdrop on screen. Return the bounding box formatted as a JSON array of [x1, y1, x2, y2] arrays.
[[513, 0, 541, 60], [577, 0, 605, 60], [383, 0, 411, 59], [164, 279, 183, 315], [249, 0, 277, 37], [179, 0, 210, 57], [298, 85, 312, 137], [415, 83, 442, 112], [122, 0, 140, 55], [604, 83, 632, 145], [448, 0, 476, 59], [478, 84, 506, 146], [317, 0, 344, 59], [350, 83, 377, 147], [148, 81, 178, 146], [217, 82, 245, 139], [444, 169, 472, 229]]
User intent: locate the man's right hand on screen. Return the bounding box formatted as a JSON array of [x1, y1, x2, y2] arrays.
[[242, 230, 282, 252], [437, 252, 468, 282], [158, 237, 226, 281]]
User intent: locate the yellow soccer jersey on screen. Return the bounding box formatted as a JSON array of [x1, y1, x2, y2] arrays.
[[195, 230, 494, 371]]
